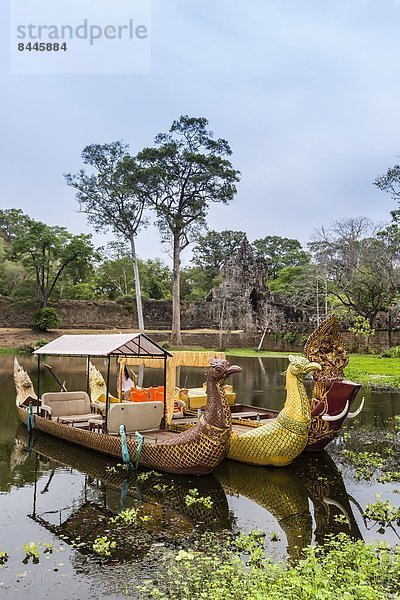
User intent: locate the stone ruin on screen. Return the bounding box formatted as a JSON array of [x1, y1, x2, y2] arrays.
[[207, 237, 310, 333]]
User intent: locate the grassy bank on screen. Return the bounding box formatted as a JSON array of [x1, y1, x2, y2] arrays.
[[168, 347, 400, 390], [2, 341, 400, 389], [345, 354, 400, 389]]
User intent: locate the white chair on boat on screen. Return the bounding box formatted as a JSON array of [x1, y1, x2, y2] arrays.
[[40, 391, 102, 425], [106, 401, 164, 434]]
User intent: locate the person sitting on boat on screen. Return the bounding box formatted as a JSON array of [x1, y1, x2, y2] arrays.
[[120, 366, 137, 400]]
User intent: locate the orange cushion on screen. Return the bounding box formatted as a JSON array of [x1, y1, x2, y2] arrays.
[[130, 388, 149, 402]]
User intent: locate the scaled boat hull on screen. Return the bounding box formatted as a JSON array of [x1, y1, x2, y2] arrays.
[[18, 407, 230, 476]]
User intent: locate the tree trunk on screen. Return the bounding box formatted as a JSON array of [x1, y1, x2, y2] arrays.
[[129, 235, 144, 332], [170, 235, 182, 346], [388, 313, 393, 348]]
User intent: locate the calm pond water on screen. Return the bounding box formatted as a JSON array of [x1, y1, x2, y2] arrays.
[[0, 354, 399, 599]]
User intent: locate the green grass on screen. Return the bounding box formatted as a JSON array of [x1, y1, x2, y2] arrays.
[[345, 354, 400, 389], [0, 347, 26, 354]]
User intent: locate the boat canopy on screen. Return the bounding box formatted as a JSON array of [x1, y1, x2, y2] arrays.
[[120, 351, 226, 423], [33, 333, 171, 358]]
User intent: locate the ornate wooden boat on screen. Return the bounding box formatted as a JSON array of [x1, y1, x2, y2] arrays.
[[14, 334, 242, 476], [16, 427, 231, 545], [245, 317, 363, 451], [227, 355, 321, 466]]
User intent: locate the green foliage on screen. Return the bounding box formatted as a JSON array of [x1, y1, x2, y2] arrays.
[[110, 508, 139, 526], [136, 470, 163, 482], [62, 282, 96, 300], [139, 533, 400, 599], [380, 346, 400, 358], [92, 536, 116, 558], [341, 450, 386, 480], [180, 266, 214, 301], [364, 497, 400, 528], [0, 551, 9, 564], [349, 316, 375, 343], [1, 209, 95, 307], [33, 307, 61, 331], [184, 488, 213, 509], [95, 246, 171, 301], [190, 230, 246, 289], [281, 332, 297, 345], [252, 235, 310, 280], [138, 258, 172, 300], [116, 294, 136, 310], [22, 542, 40, 563], [344, 354, 400, 389], [35, 339, 49, 348], [310, 217, 400, 328]]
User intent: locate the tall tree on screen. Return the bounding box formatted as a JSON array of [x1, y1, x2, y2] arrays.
[[252, 235, 310, 280], [309, 217, 400, 327], [191, 229, 246, 286], [374, 162, 400, 207], [4, 211, 94, 307], [136, 116, 240, 345], [64, 141, 147, 331]]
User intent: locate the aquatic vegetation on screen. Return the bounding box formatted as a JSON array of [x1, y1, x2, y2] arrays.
[[43, 543, 54, 554], [364, 497, 400, 529], [138, 533, 400, 599], [270, 531, 280, 542], [377, 471, 400, 483], [184, 488, 213, 509], [22, 542, 40, 563], [341, 450, 386, 480], [110, 508, 139, 526], [137, 470, 163, 482], [153, 483, 170, 493], [0, 552, 9, 564], [92, 536, 116, 558]]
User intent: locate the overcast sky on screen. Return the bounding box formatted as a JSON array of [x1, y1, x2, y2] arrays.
[[1, 0, 400, 263]]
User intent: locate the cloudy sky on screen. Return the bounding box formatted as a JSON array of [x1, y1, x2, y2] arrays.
[[1, 0, 400, 262]]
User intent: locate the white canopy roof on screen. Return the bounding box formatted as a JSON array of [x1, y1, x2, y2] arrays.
[[33, 333, 170, 358]]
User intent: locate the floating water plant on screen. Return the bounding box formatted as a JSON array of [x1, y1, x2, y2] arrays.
[[92, 536, 116, 558], [364, 497, 400, 529], [22, 542, 40, 563], [137, 470, 163, 482], [184, 488, 213, 509]]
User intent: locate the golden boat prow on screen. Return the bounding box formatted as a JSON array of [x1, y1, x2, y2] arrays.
[[228, 355, 321, 466], [14, 333, 242, 476]]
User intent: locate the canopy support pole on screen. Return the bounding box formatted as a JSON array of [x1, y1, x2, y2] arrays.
[[161, 356, 167, 429], [105, 357, 111, 433], [37, 354, 41, 400], [86, 356, 90, 396]]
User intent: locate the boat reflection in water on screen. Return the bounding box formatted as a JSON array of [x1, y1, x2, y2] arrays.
[[16, 427, 232, 562], [16, 427, 362, 563], [215, 452, 362, 560], [293, 452, 363, 545]]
